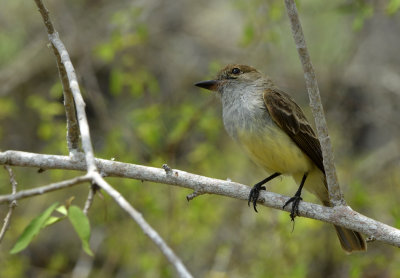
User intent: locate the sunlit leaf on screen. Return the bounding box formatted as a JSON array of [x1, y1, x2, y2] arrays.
[[43, 216, 64, 227], [56, 205, 68, 216]]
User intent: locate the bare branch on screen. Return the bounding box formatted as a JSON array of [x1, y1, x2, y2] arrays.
[[33, 0, 54, 34], [0, 166, 192, 277], [1, 150, 400, 248], [34, 0, 80, 155], [34, 0, 96, 171], [83, 183, 98, 215], [35, 0, 99, 213], [0, 174, 91, 203], [49, 33, 96, 171], [91, 173, 193, 278], [31, 2, 194, 275], [4, 165, 17, 195], [284, 0, 343, 206], [0, 166, 18, 243]]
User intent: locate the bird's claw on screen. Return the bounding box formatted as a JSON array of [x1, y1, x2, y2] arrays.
[[248, 185, 266, 213], [283, 195, 302, 221]]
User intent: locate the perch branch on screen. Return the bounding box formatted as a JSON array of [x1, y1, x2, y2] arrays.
[[284, 0, 343, 206], [1, 150, 400, 248]]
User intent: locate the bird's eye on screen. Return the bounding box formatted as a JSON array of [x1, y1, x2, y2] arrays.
[[231, 68, 241, 74]]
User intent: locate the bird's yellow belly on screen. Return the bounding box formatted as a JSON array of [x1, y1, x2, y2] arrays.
[[238, 126, 312, 175]]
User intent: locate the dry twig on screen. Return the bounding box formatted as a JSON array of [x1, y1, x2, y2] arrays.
[[0, 166, 18, 243]]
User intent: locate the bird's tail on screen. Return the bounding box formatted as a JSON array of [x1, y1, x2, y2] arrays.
[[333, 225, 367, 253], [319, 186, 367, 253], [296, 170, 367, 253]]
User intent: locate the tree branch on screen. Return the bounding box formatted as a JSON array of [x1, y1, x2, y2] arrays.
[[1, 150, 400, 248], [82, 183, 97, 215], [34, 0, 80, 155], [91, 172, 193, 278], [0, 174, 91, 203], [35, 0, 99, 216], [30, 3, 194, 276], [0, 166, 18, 243], [0, 166, 193, 277], [284, 0, 343, 206]]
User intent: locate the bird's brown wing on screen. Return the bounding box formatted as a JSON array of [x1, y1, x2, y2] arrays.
[[263, 88, 325, 173]]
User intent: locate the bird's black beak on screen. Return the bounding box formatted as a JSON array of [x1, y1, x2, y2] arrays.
[[194, 80, 219, 91]]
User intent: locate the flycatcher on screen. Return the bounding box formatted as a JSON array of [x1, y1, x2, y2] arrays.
[[195, 64, 366, 253]]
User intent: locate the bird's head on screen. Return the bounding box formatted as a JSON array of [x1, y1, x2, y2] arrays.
[[195, 64, 262, 94]]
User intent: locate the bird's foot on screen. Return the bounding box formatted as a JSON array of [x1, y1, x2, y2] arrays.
[[248, 184, 266, 213], [283, 194, 302, 221]]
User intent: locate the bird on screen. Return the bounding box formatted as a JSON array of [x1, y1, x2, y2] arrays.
[[195, 64, 366, 253]]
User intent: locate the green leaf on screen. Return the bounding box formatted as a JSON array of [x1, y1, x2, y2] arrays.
[[10, 202, 59, 254], [43, 216, 64, 228], [68, 205, 93, 256], [56, 205, 68, 216]]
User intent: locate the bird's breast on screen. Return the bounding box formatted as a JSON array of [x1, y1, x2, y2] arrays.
[[221, 90, 313, 175], [237, 125, 313, 174]]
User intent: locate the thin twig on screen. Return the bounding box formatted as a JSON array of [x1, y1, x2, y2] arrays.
[[0, 174, 91, 203], [1, 150, 400, 248], [186, 190, 205, 201], [284, 0, 343, 206], [83, 183, 98, 215], [4, 166, 17, 195], [91, 172, 193, 278], [0, 166, 18, 243]]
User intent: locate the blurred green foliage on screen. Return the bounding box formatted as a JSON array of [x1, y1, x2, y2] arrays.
[[386, 0, 400, 14], [1, 0, 400, 277]]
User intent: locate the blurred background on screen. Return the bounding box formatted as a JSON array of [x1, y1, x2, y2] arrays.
[[1, 0, 400, 277]]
